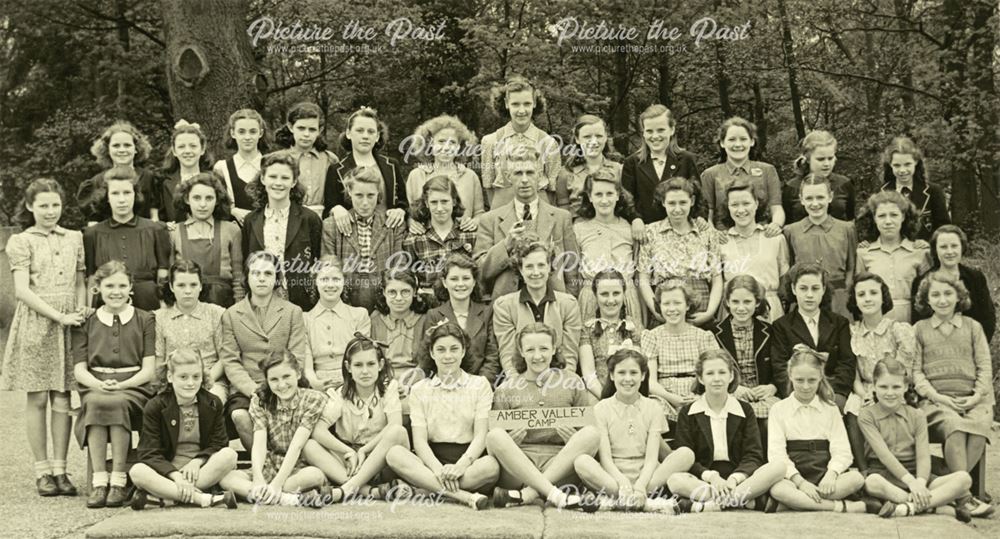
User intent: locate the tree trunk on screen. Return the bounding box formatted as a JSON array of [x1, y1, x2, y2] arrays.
[[657, 53, 673, 108], [115, 0, 130, 115], [714, 41, 732, 118], [752, 81, 768, 159], [610, 44, 630, 155], [160, 0, 259, 159], [777, 0, 804, 140]]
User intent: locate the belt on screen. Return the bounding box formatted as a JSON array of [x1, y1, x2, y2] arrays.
[[91, 365, 140, 374], [661, 373, 696, 379], [786, 439, 830, 451]]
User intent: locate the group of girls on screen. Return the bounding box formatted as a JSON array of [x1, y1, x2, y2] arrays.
[[0, 73, 993, 521]]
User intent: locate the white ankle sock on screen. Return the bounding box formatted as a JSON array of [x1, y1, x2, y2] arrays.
[[197, 492, 214, 507], [546, 489, 568, 507], [92, 471, 109, 488], [279, 492, 300, 506], [51, 459, 67, 476], [894, 502, 916, 517], [33, 460, 51, 479], [109, 471, 128, 488]]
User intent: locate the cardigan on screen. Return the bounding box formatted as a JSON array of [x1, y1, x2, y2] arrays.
[[242, 202, 323, 312], [675, 398, 764, 478], [136, 388, 229, 477], [492, 288, 582, 376], [911, 264, 996, 342], [770, 308, 857, 398]]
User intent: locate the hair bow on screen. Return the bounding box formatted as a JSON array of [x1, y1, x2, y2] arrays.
[[423, 318, 449, 338], [791, 343, 829, 362], [358, 105, 378, 115], [174, 119, 201, 130]]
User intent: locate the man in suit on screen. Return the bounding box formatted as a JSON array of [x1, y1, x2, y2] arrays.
[[474, 147, 580, 300]]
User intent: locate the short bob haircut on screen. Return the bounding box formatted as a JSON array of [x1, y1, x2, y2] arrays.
[[433, 253, 483, 304], [723, 274, 770, 319], [716, 116, 758, 162], [846, 272, 894, 320], [784, 262, 834, 311], [93, 166, 146, 220], [653, 177, 704, 222], [720, 180, 767, 228], [691, 349, 741, 395], [243, 250, 282, 293], [913, 271, 972, 316], [421, 320, 471, 377], [408, 114, 477, 164], [161, 349, 211, 391], [513, 322, 566, 373], [224, 108, 270, 152], [491, 75, 546, 118], [600, 349, 651, 399], [173, 171, 233, 222], [246, 151, 305, 209], [411, 175, 465, 225], [855, 190, 920, 243], [16, 178, 65, 228], [274, 101, 329, 152], [575, 169, 639, 222], [928, 224, 968, 271], [160, 259, 208, 307], [373, 268, 428, 315], [653, 279, 698, 318]]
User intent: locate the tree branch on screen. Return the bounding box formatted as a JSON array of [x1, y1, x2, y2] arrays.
[[266, 54, 354, 94], [798, 65, 944, 103]]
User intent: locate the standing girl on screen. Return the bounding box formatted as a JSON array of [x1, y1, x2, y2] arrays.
[[573, 170, 644, 325], [556, 114, 623, 217], [129, 350, 239, 510], [303, 256, 371, 392], [1, 179, 86, 497], [911, 225, 995, 342], [213, 109, 268, 224], [573, 349, 694, 513], [710, 276, 780, 427], [480, 76, 561, 207], [72, 261, 156, 508], [578, 269, 644, 399], [371, 270, 428, 401], [668, 350, 785, 512], [220, 351, 329, 506], [637, 178, 723, 327], [783, 175, 857, 317], [767, 345, 868, 513], [385, 322, 500, 510], [405, 114, 484, 221], [621, 105, 699, 224], [243, 151, 323, 312], [306, 334, 411, 503], [701, 117, 784, 233], [641, 281, 720, 422], [273, 101, 340, 216], [416, 254, 500, 383], [782, 130, 856, 222], [169, 172, 244, 308], [77, 121, 158, 223], [155, 261, 227, 403], [855, 191, 930, 322], [719, 181, 789, 321], [403, 175, 477, 296], [326, 106, 407, 230], [879, 136, 949, 241], [321, 165, 406, 311], [157, 120, 213, 223], [911, 273, 993, 514], [860, 358, 975, 520], [83, 166, 171, 311]]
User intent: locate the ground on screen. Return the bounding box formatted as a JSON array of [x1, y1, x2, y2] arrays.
[[0, 391, 995, 539]]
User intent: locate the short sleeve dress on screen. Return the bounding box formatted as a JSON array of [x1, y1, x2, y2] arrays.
[[1, 226, 84, 392]]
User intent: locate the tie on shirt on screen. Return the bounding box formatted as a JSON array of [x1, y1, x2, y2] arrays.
[[805, 316, 819, 345], [522, 203, 532, 222], [900, 186, 912, 197]]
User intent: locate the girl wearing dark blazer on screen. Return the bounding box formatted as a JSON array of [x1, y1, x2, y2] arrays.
[[667, 350, 785, 512], [129, 350, 239, 509], [415, 254, 500, 384], [242, 152, 323, 312]]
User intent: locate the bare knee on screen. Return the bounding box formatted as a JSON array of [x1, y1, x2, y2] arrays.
[[128, 463, 155, 483], [385, 445, 410, 468], [485, 428, 510, 451], [383, 424, 409, 446], [574, 426, 600, 454], [215, 447, 239, 468]]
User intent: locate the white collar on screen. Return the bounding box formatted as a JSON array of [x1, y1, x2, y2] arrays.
[[311, 301, 352, 319], [233, 152, 262, 170], [789, 394, 824, 412], [96, 305, 135, 327], [514, 198, 539, 218], [688, 394, 745, 418]]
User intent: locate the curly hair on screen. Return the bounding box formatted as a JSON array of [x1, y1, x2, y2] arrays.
[[928, 224, 968, 270], [421, 321, 470, 377], [407, 115, 477, 165], [341, 333, 394, 408], [373, 269, 428, 315], [338, 106, 389, 153], [245, 151, 305, 209], [716, 116, 758, 162], [161, 121, 214, 174], [855, 190, 920, 243], [16, 178, 65, 228], [601, 349, 651, 399], [160, 259, 208, 307], [433, 253, 483, 304], [510, 234, 553, 271], [846, 272, 894, 320], [653, 176, 705, 222], [490, 75, 546, 119], [172, 171, 232, 221], [784, 262, 834, 311], [513, 322, 566, 373], [653, 280, 698, 318], [411, 175, 465, 225], [90, 121, 153, 168], [255, 350, 309, 414], [637, 104, 685, 162], [93, 260, 132, 287], [914, 271, 972, 316], [92, 166, 146, 220], [723, 274, 770, 319], [880, 136, 928, 187], [719, 180, 767, 228], [792, 130, 837, 179], [274, 101, 328, 152], [575, 169, 639, 221], [224, 108, 270, 152]]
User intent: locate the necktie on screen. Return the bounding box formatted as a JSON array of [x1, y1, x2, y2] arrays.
[[807, 317, 819, 344], [522, 203, 532, 222]]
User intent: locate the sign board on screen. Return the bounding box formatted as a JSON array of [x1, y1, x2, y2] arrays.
[[489, 406, 594, 430]]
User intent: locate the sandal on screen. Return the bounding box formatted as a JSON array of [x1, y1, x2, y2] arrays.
[[383, 479, 413, 502]]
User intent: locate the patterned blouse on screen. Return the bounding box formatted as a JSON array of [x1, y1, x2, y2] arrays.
[[638, 219, 722, 287], [249, 387, 327, 453], [154, 302, 226, 372], [580, 318, 642, 389], [6, 226, 83, 299], [851, 318, 917, 387], [402, 225, 477, 287], [642, 324, 719, 419], [731, 323, 779, 418]]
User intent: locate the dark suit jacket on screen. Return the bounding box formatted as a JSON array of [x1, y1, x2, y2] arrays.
[[242, 202, 322, 311], [770, 308, 856, 398], [911, 264, 996, 342], [621, 149, 699, 223], [712, 317, 774, 386], [880, 179, 949, 241], [136, 388, 228, 477], [323, 153, 407, 217], [415, 301, 500, 383], [675, 399, 764, 478]]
